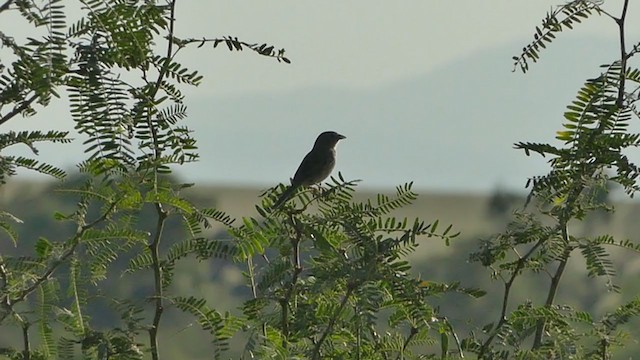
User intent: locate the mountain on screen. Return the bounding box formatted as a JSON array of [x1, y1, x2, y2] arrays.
[[186, 36, 621, 192], [6, 36, 627, 194]]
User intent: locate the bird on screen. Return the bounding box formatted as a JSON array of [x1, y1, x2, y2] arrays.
[[273, 131, 346, 209]]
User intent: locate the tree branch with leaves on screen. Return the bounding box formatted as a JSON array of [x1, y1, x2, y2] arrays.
[[468, 0, 640, 358]]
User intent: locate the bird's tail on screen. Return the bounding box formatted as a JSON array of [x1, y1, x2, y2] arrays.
[[272, 185, 299, 209]]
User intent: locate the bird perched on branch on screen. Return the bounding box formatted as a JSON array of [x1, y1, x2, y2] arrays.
[[273, 131, 346, 209]]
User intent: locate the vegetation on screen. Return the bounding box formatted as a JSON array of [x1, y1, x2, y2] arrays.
[[0, 0, 639, 359], [463, 1, 640, 358]]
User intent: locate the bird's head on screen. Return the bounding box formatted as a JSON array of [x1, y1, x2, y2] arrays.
[[313, 131, 346, 149]]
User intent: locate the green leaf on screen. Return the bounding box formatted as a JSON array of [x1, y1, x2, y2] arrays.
[[35, 237, 53, 258], [311, 227, 337, 251]]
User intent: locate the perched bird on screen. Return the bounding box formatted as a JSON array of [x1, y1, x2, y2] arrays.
[[273, 131, 346, 208]]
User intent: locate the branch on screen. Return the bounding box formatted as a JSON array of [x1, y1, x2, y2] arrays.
[[478, 237, 547, 356], [512, 1, 601, 73], [146, 0, 178, 163], [0, 0, 14, 14], [0, 93, 38, 127], [532, 241, 572, 347], [281, 213, 303, 348], [147, 3, 176, 360], [615, 0, 630, 108], [246, 256, 267, 342], [17, 202, 116, 297], [148, 203, 167, 360], [182, 36, 291, 64], [531, 0, 631, 348], [396, 326, 418, 360], [311, 285, 354, 360], [0, 198, 118, 324], [443, 317, 465, 359], [21, 318, 30, 360]]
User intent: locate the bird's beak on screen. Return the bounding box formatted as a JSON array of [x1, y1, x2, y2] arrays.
[[338, 134, 346, 140]]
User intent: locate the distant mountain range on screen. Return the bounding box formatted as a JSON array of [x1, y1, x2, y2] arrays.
[[7, 36, 625, 194], [186, 36, 620, 193]]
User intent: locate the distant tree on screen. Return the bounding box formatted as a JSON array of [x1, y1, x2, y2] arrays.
[[487, 188, 521, 218]]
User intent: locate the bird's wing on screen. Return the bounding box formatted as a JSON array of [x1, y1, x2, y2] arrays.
[[292, 148, 336, 186]]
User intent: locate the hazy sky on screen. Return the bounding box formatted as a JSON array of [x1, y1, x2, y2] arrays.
[[174, 0, 623, 96], [3, 1, 639, 193]]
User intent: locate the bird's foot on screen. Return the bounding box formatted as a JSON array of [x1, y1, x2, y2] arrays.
[[310, 184, 325, 197]]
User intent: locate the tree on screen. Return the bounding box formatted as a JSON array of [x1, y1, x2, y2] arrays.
[[0, 1, 288, 359], [465, 1, 640, 358], [2, 0, 640, 359], [0, 1, 466, 359]]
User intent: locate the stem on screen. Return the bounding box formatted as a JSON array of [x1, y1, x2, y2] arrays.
[[444, 317, 465, 359], [369, 327, 388, 360], [0, 258, 10, 318], [355, 304, 361, 360], [0, 93, 38, 127], [311, 285, 354, 360], [181, 36, 289, 62], [600, 338, 609, 360], [149, 1, 178, 103], [147, 3, 177, 359], [246, 257, 267, 340], [281, 214, 303, 347], [532, 225, 572, 348], [279, 297, 288, 347], [0, 200, 117, 324], [615, 0, 629, 108], [0, 0, 15, 14], [396, 326, 418, 360], [478, 238, 546, 356], [21, 319, 30, 360], [148, 204, 167, 360]]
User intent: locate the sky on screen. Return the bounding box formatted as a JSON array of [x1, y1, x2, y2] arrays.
[[2, 1, 639, 193], [173, 0, 620, 96]]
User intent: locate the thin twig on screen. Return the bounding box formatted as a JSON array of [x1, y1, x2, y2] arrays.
[[0, 259, 8, 308], [0, 93, 38, 127], [532, 225, 572, 347], [311, 285, 354, 360], [443, 317, 465, 359], [0, 199, 118, 325], [21, 318, 30, 360], [147, 3, 177, 359], [537, 246, 572, 334], [181, 37, 290, 63], [148, 204, 167, 360], [0, 0, 15, 13], [15, 200, 118, 302], [395, 326, 418, 360], [246, 257, 267, 340], [615, 0, 630, 108], [478, 237, 547, 356], [281, 213, 303, 348]]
